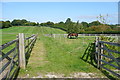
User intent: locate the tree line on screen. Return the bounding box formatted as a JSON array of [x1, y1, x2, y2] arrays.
[[0, 19, 39, 29], [0, 18, 120, 34], [39, 18, 120, 34]]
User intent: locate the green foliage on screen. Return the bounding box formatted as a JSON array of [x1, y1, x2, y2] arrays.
[[54, 21, 65, 29], [11, 19, 22, 26], [1, 26, 66, 45], [18, 34, 104, 77], [40, 21, 54, 27], [100, 36, 119, 65], [1, 17, 120, 34], [65, 18, 84, 33], [46, 21, 54, 27], [87, 25, 112, 32], [100, 36, 115, 42], [74, 21, 80, 33], [89, 21, 102, 27], [11, 19, 38, 26], [81, 22, 89, 27], [65, 18, 71, 24], [0, 20, 12, 29], [65, 18, 74, 33], [21, 19, 28, 25]]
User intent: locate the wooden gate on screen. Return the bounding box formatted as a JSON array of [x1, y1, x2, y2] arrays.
[[0, 33, 37, 80], [95, 37, 120, 78]]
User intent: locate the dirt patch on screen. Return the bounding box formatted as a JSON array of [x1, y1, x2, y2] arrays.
[[31, 72, 106, 78]]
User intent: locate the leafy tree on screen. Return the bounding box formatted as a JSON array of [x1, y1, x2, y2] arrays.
[[11, 19, 22, 26], [21, 19, 28, 26], [59, 21, 64, 24], [67, 22, 75, 33], [40, 23, 45, 26], [74, 21, 80, 33], [4, 21, 12, 28], [88, 25, 112, 32], [81, 22, 89, 27], [65, 18, 71, 24], [36, 22, 39, 26], [54, 21, 65, 29], [30, 22, 37, 26], [89, 21, 101, 27], [46, 21, 54, 27], [65, 18, 73, 33], [2, 21, 12, 28], [0, 21, 3, 29]]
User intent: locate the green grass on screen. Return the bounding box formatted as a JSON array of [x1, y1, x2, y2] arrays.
[[18, 35, 106, 78], [1, 26, 66, 45], [1, 26, 107, 78]]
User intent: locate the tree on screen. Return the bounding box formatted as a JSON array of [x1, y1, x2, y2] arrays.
[[21, 19, 28, 26], [11, 19, 22, 26], [67, 22, 74, 33], [89, 21, 101, 27], [36, 22, 39, 26], [54, 21, 65, 29], [2, 21, 12, 28], [0, 21, 3, 29], [46, 21, 54, 27], [88, 25, 112, 32], [65, 18, 71, 24], [65, 18, 73, 33], [74, 21, 80, 33], [81, 22, 89, 27], [30, 22, 37, 26]]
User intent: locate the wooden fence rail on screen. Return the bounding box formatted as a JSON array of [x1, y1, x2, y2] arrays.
[[95, 37, 120, 78], [0, 33, 37, 80]]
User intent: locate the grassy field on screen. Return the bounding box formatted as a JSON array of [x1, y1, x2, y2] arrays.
[[1, 26, 110, 78], [1, 26, 66, 45]]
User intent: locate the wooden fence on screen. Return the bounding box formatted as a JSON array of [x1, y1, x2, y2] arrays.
[[44, 34, 120, 38], [0, 33, 37, 80], [95, 37, 120, 78]]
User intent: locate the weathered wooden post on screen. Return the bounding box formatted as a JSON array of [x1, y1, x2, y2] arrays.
[[16, 35, 19, 65], [100, 42, 103, 70], [95, 37, 99, 54], [96, 37, 100, 68], [97, 36, 102, 70], [53, 34, 55, 38], [18, 33, 26, 69]]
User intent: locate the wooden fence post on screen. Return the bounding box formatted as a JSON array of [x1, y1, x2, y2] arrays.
[[97, 37, 103, 69], [96, 37, 100, 68], [16, 35, 19, 65], [100, 43, 103, 70], [95, 37, 99, 54], [18, 33, 26, 69]]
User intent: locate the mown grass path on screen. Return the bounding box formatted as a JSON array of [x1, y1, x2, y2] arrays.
[[18, 35, 106, 78]]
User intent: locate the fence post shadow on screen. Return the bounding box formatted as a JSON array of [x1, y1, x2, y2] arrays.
[[81, 42, 97, 68], [80, 42, 117, 80], [25, 37, 37, 65], [101, 70, 117, 80], [13, 67, 20, 80]]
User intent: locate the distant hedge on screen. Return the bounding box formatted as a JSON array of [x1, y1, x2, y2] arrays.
[[79, 31, 120, 34]]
